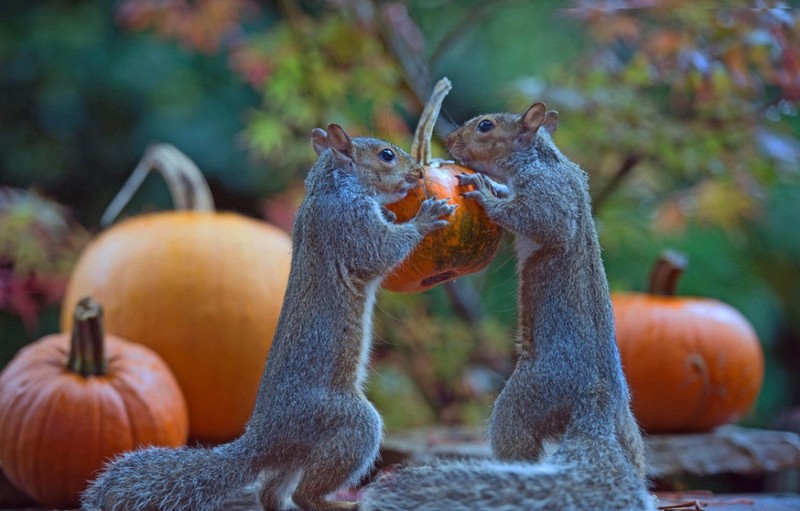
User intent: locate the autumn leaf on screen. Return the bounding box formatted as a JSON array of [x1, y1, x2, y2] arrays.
[[0, 188, 88, 331]]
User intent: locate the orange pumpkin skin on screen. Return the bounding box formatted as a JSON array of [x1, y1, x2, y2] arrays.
[[613, 293, 764, 433], [60, 212, 292, 442], [0, 332, 188, 509], [382, 161, 503, 293]]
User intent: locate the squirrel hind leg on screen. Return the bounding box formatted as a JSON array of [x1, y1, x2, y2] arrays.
[[289, 452, 371, 511], [490, 402, 567, 462], [289, 426, 380, 510], [292, 480, 356, 511], [260, 469, 302, 511], [289, 447, 375, 511]]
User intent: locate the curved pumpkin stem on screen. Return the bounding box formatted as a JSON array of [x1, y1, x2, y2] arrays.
[[100, 143, 215, 227], [648, 250, 689, 296], [411, 77, 452, 166], [67, 297, 107, 377]]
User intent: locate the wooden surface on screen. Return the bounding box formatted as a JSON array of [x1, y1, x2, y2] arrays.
[[2, 426, 800, 510], [218, 491, 800, 511], [6, 492, 800, 511], [648, 427, 800, 479], [381, 425, 800, 479], [654, 492, 800, 510]]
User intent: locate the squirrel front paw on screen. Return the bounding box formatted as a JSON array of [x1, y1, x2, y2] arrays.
[[414, 196, 456, 234], [458, 173, 510, 201]]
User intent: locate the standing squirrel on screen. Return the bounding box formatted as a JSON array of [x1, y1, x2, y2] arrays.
[[360, 103, 655, 511], [81, 124, 455, 511]]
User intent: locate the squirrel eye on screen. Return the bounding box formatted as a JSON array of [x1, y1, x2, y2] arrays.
[[378, 148, 396, 162], [477, 119, 495, 133]]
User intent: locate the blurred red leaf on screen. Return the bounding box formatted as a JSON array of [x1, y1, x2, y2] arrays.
[[117, 0, 258, 53]]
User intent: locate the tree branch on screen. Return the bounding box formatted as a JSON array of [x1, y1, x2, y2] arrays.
[[373, 1, 455, 136], [592, 152, 641, 214], [367, 0, 484, 322], [443, 280, 485, 325]]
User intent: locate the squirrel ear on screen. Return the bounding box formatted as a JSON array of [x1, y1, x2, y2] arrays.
[[520, 102, 547, 132], [543, 110, 559, 134], [311, 128, 329, 155], [326, 123, 354, 164], [515, 102, 548, 149]]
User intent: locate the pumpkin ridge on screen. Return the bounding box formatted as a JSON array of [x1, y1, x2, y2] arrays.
[[682, 353, 712, 431], [44, 380, 79, 502], [24, 378, 61, 500], [112, 360, 171, 444], [108, 370, 143, 446]]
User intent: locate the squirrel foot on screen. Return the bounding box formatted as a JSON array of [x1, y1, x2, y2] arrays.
[[413, 196, 457, 233], [458, 172, 510, 202]]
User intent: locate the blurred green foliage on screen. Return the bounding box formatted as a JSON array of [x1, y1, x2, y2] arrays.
[[1, 0, 799, 433], [0, 0, 261, 225]]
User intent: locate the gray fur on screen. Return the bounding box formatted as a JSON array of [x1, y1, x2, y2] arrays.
[[361, 432, 656, 511], [81, 127, 454, 511], [360, 103, 653, 510], [81, 442, 252, 511], [449, 104, 646, 473]]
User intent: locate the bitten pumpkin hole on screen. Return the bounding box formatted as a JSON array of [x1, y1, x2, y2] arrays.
[[421, 271, 457, 288]]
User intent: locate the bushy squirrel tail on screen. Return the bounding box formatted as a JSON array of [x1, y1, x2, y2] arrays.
[[81, 440, 256, 511], [360, 435, 656, 511]]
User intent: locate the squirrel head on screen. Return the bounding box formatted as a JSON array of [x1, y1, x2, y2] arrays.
[[445, 101, 558, 181], [311, 124, 422, 205]]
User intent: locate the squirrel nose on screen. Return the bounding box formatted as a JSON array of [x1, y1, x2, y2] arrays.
[[408, 165, 423, 182], [444, 131, 456, 150]]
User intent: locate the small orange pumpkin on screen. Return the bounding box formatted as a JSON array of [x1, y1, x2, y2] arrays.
[[613, 251, 764, 433], [60, 145, 292, 442], [0, 297, 188, 509], [383, 161, 502, 292], [382, 78, 502, 293]]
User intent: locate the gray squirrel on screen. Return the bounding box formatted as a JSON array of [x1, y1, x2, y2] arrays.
[[360, 103, 656, 511], [80, 124, 456, 511]]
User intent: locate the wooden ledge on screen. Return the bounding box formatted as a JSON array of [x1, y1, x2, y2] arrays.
[[381, 425, 800, 479]]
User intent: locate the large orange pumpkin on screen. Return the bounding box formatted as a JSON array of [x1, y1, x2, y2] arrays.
[[61, 144, 292, 442], [613, 251, 764, 433], [0, 297, 188, 509], [382, 78, 502, 293]]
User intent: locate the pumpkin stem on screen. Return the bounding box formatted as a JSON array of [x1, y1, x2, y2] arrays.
[[100, 143, 215, 227], [648, 250, 689, 296], [410, 77, 452, 167], [67, 297, 107, 377]]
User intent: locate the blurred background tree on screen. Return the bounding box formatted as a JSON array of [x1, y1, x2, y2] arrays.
[[1, 0, 798, 432]]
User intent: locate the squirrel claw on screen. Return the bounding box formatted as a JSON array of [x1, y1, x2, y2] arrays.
[[415, 197, 456, 233], [457, 173, 479, 186], [461, 190, 485, 202]]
